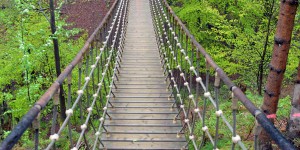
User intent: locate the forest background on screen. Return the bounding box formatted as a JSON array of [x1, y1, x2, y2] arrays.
[[0, 0, 299, 149]]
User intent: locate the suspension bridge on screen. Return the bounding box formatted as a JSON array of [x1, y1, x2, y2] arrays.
[[0, 0, 296, 149]]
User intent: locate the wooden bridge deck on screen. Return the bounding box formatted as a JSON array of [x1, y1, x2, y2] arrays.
[[101, 0, 186, 149]]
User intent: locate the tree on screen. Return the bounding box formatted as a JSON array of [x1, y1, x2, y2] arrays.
[[257, 0, 276, 95], [0, 0, 83, 141], [171, 0, 279, 93], [259, 1, 298, 149], [49, 0, 66, 120]]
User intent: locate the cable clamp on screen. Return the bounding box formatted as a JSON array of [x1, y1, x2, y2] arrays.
[[50, 134, 59, 141], [202, 126, 208, 131], [66, 109, 73, 115], [204, 92, 211, 98], [215, 110, 223, 117], [232, 135, 241, 143]]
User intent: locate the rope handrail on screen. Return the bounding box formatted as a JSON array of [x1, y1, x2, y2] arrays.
[[0, 0, 124, 149], [150, 0, 295, 149]]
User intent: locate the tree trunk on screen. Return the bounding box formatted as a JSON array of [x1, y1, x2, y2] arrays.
[[49, 0, 66, 120], [287, 62, 300, 141], [259, 0, 298, 149], [257, 0, 275, 96]]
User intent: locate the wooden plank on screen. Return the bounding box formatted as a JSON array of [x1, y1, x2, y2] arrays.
[[109, 102, 173, 107], [116, 82, 167, 85], [101, 133, 185, 141], [122, 60, 160, 62], [113, 94, 171, 98], [109, 106, 173, 109], [112, 88, 170, 93], [121, 63, 161, 66], [121, 59, 160, 62], [116, 78, 166, 84], [106, 114, 177, 120], [121, 54, 159, 57], [111, 96, 173, 100], [105, 126, 182, 132], [115, 80, 167, 84], [119, 69, 163, 75], [120, 65, 163, 71], [110, 100, 174, 103], [122, 56, 160, 61], [119, 67, 163, 71], [117, 74, 164, 78], [122, 51, 159, 53], [115, 81, 166, 85], [116, 73, 163, 76], [107, 107, 177, 113], [100, 141, 186, 149], [126, 38, 156, 44], [115, 85, 167, 88], [105, 119, 179, 125], [124, 36, 156, 38], [112, 91, 171, 95]]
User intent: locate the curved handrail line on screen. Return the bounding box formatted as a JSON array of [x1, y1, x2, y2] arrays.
[[162, 0, 295, 149]]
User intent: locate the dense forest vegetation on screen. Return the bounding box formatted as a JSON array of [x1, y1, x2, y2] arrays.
[[0, 0, 85, 128], [0, 0, 299, 149], [169, 0, 300, 94], [168, 0, 300, 148], [0, 0, 103, 148]]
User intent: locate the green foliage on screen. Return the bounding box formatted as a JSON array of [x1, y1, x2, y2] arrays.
[[170, 0, 299, 92], [0, 0, 85, 142], [287, 12, 300, 81], [277, 95, 291, 119], [0, 0, 84, 111]]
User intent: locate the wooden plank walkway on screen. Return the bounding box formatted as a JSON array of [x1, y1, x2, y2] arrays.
[[101, 0, 186, 149]]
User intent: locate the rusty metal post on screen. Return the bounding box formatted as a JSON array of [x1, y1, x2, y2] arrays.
[[51, 89, 60, 150], [67, 73, 73, 148], [32, 113, 40, 150], [259, 0, 299, 149]]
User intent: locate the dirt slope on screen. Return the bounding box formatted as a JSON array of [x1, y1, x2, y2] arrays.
[[61, 0, 114, 36]]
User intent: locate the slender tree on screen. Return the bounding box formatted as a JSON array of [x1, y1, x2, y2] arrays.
[[257, 0, 276, 95], [49, 0, 66, 119], [259, 0, 298, 149]]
